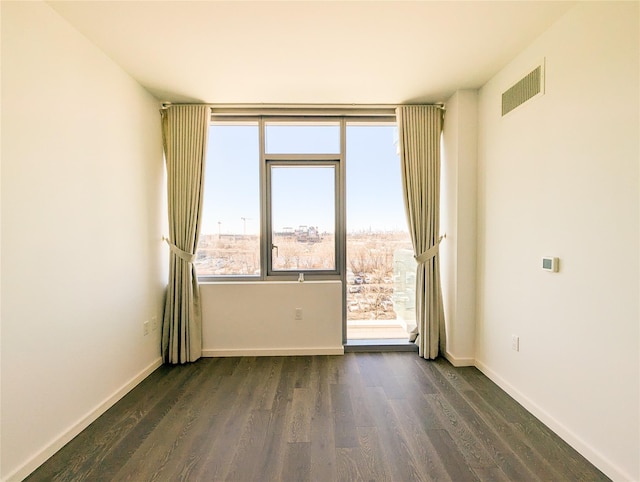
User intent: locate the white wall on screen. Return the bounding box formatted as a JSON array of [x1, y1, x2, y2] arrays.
[[201, 281, 343, 356], [441, 90, 478, 366], [1, 2, 165, 480], [476, 2, 639, 480]]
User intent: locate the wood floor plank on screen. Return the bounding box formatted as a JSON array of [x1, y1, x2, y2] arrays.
[[208, 358, 284, 481], [512, 420, 610, 481], [427, 428, 481, 482], [427, 359, 556, 481], [286, 387, 312, 443], [330, 383, 359, 449], [455, 364, 603, 480], [252, 358, 297, 481], [291, 356, 312, 389], [325, 355, 346, 384], [418, 359, 536, 478], [281, 442, 311, 482], [309, 357, 338, 482], [220, 409, 272, 482], [340, 355, 377, 428], [109, 360, 224, 481], [188, 357, 270, 480], [355, 426, 391, 481], [463, 388, 567, 481], [451, 363, 605, 480], [353, 352, 380, 387], [455, 365, 534, 424], [365, 385, 428, 482], [78, 362, 212, 481], [425, 392, 499, 471], [471, 466, 514, 482], [388, 397, 453, 481], [26, 353, 610, 482], [255, 356, 284, 411], [149, 359, 238, 481], [355, 353, 406, 399], [338, 352, 363, 385], [385, 352, 440, 399], [336, 447, 363, 482], [25, 363, 199, 481], [430, 357, 476, 393]]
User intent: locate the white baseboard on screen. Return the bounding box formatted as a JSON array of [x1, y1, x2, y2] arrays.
[[202, 346, 345, 357], [443, 350, 475, 367], [474, 358, 632, 482], [4, 357, 163, 482]]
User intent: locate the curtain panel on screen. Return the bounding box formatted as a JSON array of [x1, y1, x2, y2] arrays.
[[396, 105, 445, 359], [161, 105, 209, 364]]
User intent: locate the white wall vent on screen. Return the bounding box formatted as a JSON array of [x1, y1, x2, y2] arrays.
[[502, 62, 545, 116]]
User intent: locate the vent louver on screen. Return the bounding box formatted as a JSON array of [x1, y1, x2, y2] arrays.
[[502, 65, 543, 116]]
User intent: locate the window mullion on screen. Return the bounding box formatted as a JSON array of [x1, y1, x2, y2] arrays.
[[259, 117, 268, 280], [339, 118, 347, 342]]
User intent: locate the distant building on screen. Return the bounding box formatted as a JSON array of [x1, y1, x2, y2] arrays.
[[276, 225, 322, 243]]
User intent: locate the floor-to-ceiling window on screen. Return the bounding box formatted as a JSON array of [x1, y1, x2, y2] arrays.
[[196, 112, 414, 342], [345, 123, 416, 340]]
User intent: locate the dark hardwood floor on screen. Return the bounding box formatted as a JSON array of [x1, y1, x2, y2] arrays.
[[26, 353, 609, 481]]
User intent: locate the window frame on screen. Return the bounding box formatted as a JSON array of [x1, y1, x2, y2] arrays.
[[262, 116, 344, 281], [196, 119, 261, 280], [265, 158, 342, 279], [198, 113, 396, 283]]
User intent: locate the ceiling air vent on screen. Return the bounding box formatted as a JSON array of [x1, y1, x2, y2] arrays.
[[502, 63, 544, 116]]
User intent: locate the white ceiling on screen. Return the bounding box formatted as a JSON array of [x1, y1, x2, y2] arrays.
[[48, 1, 575, 105]]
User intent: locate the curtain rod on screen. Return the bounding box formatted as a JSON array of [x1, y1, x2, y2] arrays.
[[161, 102, 445, 115]]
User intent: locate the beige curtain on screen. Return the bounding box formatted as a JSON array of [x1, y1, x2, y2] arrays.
[[161, 105, 209, 364], [397, 105, 445, 359]]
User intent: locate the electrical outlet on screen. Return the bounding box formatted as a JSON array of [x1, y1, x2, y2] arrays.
[[512, 335, 519, 351], [151, 316, 158, 332], [295, 308, 303, 320], [143, 320, 150, 336]]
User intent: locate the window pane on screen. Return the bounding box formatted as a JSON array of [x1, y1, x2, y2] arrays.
[[271, 165, 335, 271], [345, 124, 415, 338], [265, 123, 340, 154], [196, 124, 260, 277]]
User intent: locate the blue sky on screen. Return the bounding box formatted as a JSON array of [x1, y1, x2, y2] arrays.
[[201, 123, 408, 235], [271, 164, 335, 233]]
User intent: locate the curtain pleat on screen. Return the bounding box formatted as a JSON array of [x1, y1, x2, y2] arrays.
[[397, 105, 445, 359], [161, 105, 209, 364]]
